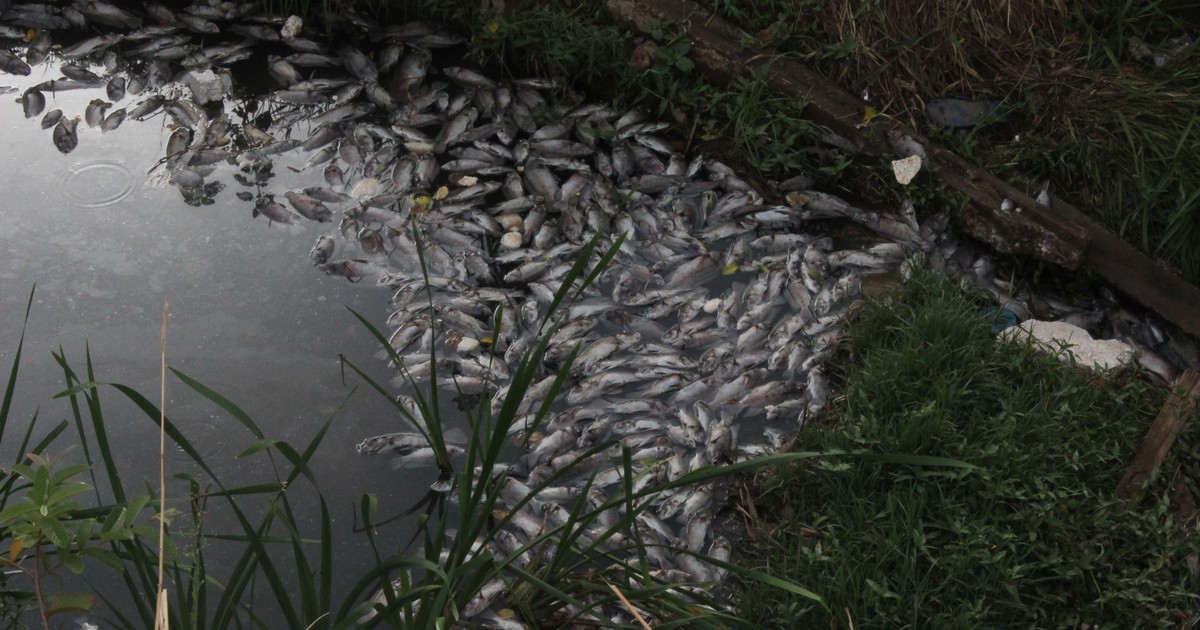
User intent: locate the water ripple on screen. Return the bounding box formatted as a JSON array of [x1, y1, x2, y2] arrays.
[[55, 159, 139, 209]]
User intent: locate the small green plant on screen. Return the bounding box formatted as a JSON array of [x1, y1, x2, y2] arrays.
[[0, 451, 150, 629], [740, 267, 1196, 627], [720, 68, 827, 175]]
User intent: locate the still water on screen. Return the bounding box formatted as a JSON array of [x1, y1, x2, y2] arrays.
[[0, 53, 425, 615]]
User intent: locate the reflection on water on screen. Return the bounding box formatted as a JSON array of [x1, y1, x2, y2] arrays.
[[0, 32, 421, 616]]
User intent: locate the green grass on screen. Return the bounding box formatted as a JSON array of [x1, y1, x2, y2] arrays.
[[738, 268, 1198, 627]]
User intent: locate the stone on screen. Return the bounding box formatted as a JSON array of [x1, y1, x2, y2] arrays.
[[999, 319, 1134, 370], [281, 15, 302, 40], [184, 68, 231, 105]]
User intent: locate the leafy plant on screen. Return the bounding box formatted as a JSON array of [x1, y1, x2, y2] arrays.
[[0, 451, 150, 629]]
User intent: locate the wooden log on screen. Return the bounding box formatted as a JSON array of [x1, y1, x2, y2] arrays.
[[604, 0, 1200, 339], [1116, 370, 1200, 501]]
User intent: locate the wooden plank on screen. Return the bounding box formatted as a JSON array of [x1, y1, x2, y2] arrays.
[[1116, 370, 1200, 501], [603, 0, 1200, 339]]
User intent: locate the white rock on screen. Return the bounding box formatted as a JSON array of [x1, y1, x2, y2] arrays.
[[281, 15, 303, 40], [499, 231, 523, 250], [184, 68, 231, 105], [497, 213, 523, 231], [999, 319, 1133, 370], [891, 155, 922, 185]]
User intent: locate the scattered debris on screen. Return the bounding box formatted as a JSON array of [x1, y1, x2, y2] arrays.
[[999, 319, 1133, 370]]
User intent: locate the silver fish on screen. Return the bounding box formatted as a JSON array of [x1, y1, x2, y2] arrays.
[[339, 46, 378, 82], [267, 55, 302, 86], [40, 109, 63, 129], [22, 90, 45, 118], [283, 191, 333, 222], [105, 76, 126, 101], [253, 198, 298, 225], [98, 107, 124, 132], [52, 117, 80, 154], [1, 51, 34, 76], [85, 99, 112, 127], [60, 64, 103, 84]]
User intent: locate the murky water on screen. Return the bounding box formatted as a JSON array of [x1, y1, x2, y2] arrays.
[[0, 51, 424, 614]]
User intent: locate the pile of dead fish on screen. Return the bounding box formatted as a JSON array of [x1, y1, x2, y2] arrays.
[[5, 4, 1200, 625]]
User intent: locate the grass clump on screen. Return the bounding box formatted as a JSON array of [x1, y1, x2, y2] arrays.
[[739, 267, 1199, 628]]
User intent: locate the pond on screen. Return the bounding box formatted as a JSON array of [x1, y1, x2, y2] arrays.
[[0, 20, 430, 623]]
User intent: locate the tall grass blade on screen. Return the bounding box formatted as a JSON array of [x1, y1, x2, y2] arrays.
[[0, 285, 35, 445], [169, 368, 267, 440]]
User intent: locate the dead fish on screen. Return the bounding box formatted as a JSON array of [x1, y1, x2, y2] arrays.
[[339, 46, 378, 82], [60, 64, 104, 84], [78, 0, 143, 30], [318, 258, 389, 281], [391, 49, 430, 103], [25, 32, 52, 66], [126, 74, 147, 95], [253, 197, 298, 224], [53, 116, 81, 154], [284, 191, 333, 222], [0, 50, 33, 76], [187, 148, 232, 167], [40, 109, 64, 129], [267, 55, 302, 86], [443, 66, 497, 89], [309, 235, 336, 265], [106, 76, 127, 101], [144, 2, 177, 24], [363, 82, 397, 113], [228, 23, 280, 41], [128, 95, 165, 120], [285, 52, 338, 67], [22, 90, 45, 118], [85, 99, 112, 127], [170, 168, 204, 188], [178, 13, 220, 34], [101, 108, 126, 132], [358, 227, 387, 255], [165, 127, 192, 159]]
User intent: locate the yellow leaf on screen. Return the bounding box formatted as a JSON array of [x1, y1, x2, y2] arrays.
[[485, 19, 499, 34], [10, 537, 24, 559], [23, 29, 38, 43], [863, 106, 877, 122]]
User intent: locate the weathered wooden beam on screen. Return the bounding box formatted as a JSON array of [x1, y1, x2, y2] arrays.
[[1116, 370, 1200, 501], [604, 0, 1200, 339]]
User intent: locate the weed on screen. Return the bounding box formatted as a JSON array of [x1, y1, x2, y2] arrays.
[[739, 267, 1196, 627]]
